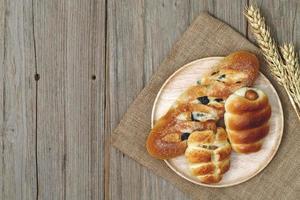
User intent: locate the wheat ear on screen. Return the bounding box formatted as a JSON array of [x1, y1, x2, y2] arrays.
[[245, 5, 300, 120]]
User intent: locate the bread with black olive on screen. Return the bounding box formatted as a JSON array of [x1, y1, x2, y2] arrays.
[[201, 51, 259, 98], [175, 85, 226, 118], [146, 51, 260, 160], [146, 102, 218, 160]]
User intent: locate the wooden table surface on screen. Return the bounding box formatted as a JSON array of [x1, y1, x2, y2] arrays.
[[0, 0, 299, 200]]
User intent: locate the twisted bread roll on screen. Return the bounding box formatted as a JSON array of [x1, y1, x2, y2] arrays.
[[185, 128, 231, 183], [224, 87, 271, 153]]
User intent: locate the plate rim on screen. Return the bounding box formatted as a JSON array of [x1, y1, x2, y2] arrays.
[[150, 56, 284, 188]]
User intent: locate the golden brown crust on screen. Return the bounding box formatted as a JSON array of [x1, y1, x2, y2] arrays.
[[190, 163, 215, 175], [225, 89, 269, 114], [218, 159, 230, 174], [225, 105, 271, 130], [185, 128, 232, 184], [147, 96, 222, 159], [201, 51, 259, 98], [176, 85, 208, 104], [225, 87, 271, 153], [231, 141, 263, 153], [146, 119, 217, 160], [186, 149, 211, 163], [146, 51, 260, 161], [227, 122, 269, 144], [216, 145, 232, 161], [245, 89, 259, 100], [175, 86, 226, 118], [198, 174, 222, 184]]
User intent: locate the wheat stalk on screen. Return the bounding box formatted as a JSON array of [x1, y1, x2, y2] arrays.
[[280, 44, 300, 119], [245, 5, 300, 120], [280, 44, 300, 104]]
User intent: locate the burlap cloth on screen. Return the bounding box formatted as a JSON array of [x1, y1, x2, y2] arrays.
[[111, 13, 299, 200]]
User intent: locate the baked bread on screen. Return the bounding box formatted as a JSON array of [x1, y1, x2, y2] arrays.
[[175, 85, 226, 118], [146, 103, 218, 160], [185, 127, 231, 183], [201, 51, 259, 98], [146, 51, 260, 160], [224, 87, 271, 153]]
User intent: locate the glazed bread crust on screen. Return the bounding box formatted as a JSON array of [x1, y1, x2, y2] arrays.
[[146, 119, 216, 160], [185, 128, 231, 184], [225, 87, 271, 153], [227, 122, 269, 144], [224, 105, 271, 130], [231, 140, 263, 153], [225, 87, 269, 113], [146, 51, 260, 160], [201, 51, 259, 98]]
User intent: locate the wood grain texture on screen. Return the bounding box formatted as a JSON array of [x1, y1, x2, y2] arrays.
[[34, 0, 106, 199], [34, 1, 67, 198], [0, 0, 37, 199], [63, 1, 105, 200], [107, 0, 191, 199], [189, 0, 247, 35]]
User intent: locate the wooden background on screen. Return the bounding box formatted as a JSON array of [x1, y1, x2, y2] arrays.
[[0, 0, 299, 199]]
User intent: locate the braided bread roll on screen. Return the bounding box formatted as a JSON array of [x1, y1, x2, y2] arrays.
[[224, 87, 271, 153], [185, 128, 231, 183]]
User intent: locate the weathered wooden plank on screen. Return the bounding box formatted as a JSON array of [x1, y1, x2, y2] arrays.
[[108, 0, 248, 199], [33, 0, 67, 198], [107, 0, 147, 199], [63, 1, 106, 200], [107, 0, 190, 200], [0, 0, 37, 199], [34, 0, 106, 199], [143, 0, 190, 83], [190, 0, 248, 35]]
